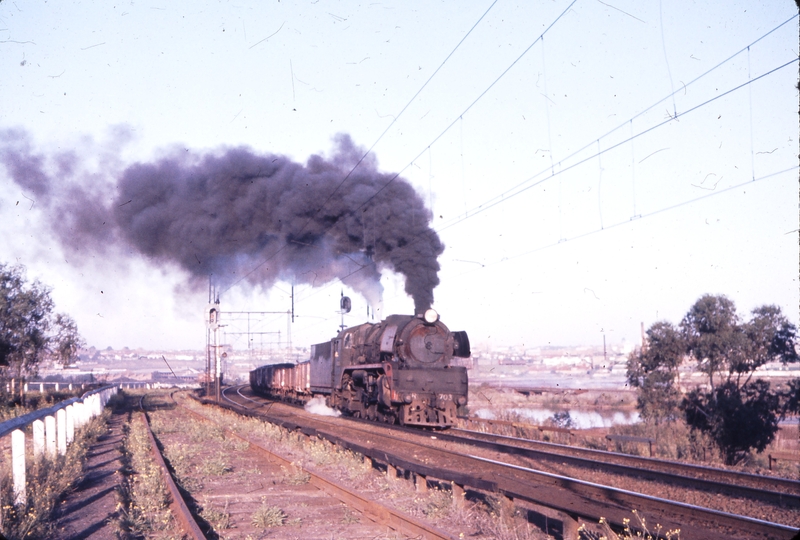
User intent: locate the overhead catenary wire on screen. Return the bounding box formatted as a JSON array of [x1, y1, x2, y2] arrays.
[[282, 0, 580, 311], [431, 55, 799, 237], [247, 6, 796, 318], [290, 11, 797, 317], [454, 165, 799, 278], [303, 52, 796, 303], [659, 0, 678, 119], [432, 13, 799, 235], [350, 0, 579, 213]]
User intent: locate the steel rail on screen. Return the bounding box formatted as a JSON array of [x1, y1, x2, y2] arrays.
[[187, 391, 456, 540], [469, 453, 799, 540], [227, 385, 798, 504], [310, 424, 799, 540], [423, 428, 800, 507], [210, 388, 798, 539], [138, 394, 206, 540], [451, 427, 800, 496], [231, 383, 798, 504]]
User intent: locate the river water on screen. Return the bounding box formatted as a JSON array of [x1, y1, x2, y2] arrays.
[[473, 406, 641, 429]]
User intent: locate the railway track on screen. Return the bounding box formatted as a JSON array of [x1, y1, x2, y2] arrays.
[[138, 394, 205, 540], [139, 391, 455, 539], [217, 385, 799, 540], [432, 428, 800, 506], [223, 385, 799, 505]]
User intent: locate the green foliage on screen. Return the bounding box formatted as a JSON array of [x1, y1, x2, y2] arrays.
[[51, 313, 84, 367], [549, 410, 575, 429], [629, 294, 799, 464], [739, 305, 799, 376], [781, 378, 800, 416], [0, 264, 85, 387], [0, 265, 53, 375], [680, 294, 741, 389], [251, 500, 287, 529], [114, 414, 174, 538], [626, 321, 683, 424]]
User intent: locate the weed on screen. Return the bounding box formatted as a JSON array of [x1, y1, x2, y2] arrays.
[[221, 436, 249, 452], [307, 438, 336, 466], [163, 442, 195, 478], [187, 419, 225, 443], [113, 413, 176, 539], [341, 508, 361, 524], [200, 497, 231, 530], [584, 509, 681, 540], [280, 463, 310, 485], [251, 499, 287, 529], [198, 453, 232, 477], [149, 414, 181, 435], [423, 488, 453, 519], [344, 454, 372, 480]]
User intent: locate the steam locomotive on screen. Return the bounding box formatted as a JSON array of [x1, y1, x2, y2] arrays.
[[250, 309, 470, 427]]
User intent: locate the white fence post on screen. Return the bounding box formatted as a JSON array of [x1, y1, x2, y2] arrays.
[[39, 382, 44, 393], [57, 409, 67, 455], [69, 383, 73, 391], [76, 401, 86, 427], [33, 419, 45, 460], [66, 404, 75, 444], [45, 415, 57, 458], [55, 382, 60, 392], [12, 429, 26, 506]]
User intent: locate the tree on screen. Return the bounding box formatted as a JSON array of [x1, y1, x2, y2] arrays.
[[683, 380, 780, 465], [739, 305, 799, 379], [680, 294, 742, 391], [678, 296, 798, 465], [0, 265, 53, 376], [629, 295, 799, 464], [627, 321, 684, 424], [52, 313, 85, 366], [0, 264, 84, 395]]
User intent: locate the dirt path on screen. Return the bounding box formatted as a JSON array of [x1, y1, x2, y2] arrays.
[[51, 409, 127, 540]]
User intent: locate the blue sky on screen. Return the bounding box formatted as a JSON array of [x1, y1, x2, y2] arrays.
[[1, 0, 797, 351]]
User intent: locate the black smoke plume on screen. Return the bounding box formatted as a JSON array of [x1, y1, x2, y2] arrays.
[[0, 130, 443, 314]]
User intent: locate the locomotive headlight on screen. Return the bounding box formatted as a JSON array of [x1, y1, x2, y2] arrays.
[[423, 308, 439, 324], [457, 396, 467, 406], [403, 394, 413, 404]]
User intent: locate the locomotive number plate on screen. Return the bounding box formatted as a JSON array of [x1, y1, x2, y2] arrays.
[[437, 393, 452, 401]]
